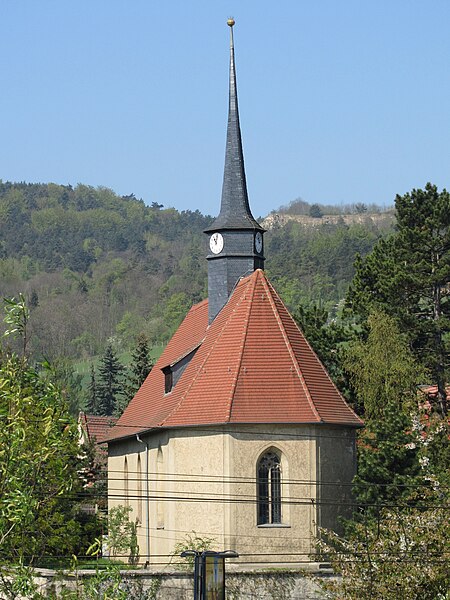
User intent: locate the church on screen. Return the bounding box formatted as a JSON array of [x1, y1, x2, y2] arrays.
[[105, 20, 362, 567]]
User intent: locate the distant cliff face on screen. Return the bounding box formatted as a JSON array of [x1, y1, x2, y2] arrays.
[[261, 211, 396, 231]]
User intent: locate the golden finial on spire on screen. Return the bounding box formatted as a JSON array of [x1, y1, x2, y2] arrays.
[[227, 17, 235, 27]]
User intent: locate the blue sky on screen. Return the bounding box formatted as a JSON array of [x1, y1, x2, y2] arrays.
[[1, 1, 450, 216]]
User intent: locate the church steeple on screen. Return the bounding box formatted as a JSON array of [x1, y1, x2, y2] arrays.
[[205, 19, 265, 324], [207, 18, 262, 231]]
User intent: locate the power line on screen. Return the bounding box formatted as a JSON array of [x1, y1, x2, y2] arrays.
[[103, 470, 450, 490], [26, 489, 450, 511]]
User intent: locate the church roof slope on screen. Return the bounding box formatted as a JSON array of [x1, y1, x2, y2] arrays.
[[105, 271, 362, 442]]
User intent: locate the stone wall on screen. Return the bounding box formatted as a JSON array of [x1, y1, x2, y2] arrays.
[[32, 565, 337, 600]]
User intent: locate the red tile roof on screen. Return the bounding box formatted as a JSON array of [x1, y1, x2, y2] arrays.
[[419, 384, 450, 397], [79, 413, 117, 444], [105, 270, 362, 442]]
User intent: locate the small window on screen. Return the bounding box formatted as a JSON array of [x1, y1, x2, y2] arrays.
[[257, 451, 282, 525], [161, 346, 200, 394], [163, 368, 173, 394]]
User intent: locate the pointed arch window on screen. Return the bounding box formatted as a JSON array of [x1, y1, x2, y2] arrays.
[[257, 451, 282, 525]]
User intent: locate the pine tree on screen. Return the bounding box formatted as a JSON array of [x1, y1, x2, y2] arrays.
[[352, 401, 421, 520], [127, 333, 153, 401], [347, 183, 450, 416], [97, 344, 125, 416], [86, 364, 98, 414], [293, 303, 357, 406]]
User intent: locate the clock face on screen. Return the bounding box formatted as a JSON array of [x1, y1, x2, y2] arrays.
[[209, 232, 224, 254], [255, 232, 263, 253]]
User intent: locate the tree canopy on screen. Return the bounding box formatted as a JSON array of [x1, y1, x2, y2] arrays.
[[347, 183, 450, 415], [0, 299, 100, 569]]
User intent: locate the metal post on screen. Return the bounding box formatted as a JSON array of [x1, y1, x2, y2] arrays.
[[181, 551, 202, 600], [136, 434, 150, 564]]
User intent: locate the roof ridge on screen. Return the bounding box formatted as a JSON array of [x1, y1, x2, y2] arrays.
[[226, 273, 257, 421], [168, 341, 204, 367], [261, 273, 322, 423], [265, 278, 361, 424], [189, 298, 208, 312], [161, 285, 248, 426]]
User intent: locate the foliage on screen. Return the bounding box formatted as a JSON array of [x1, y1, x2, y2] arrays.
[[2, 293, 30, 356], [267, 217, 386, 311], [126, 334, 153, 401], [293, 302, 357, 401], [316, 497, 450, 600], [277, 196, 390, 216], [0, 181, 392, 377], [347, 183, 450, 416], [97, 344, 125, 416], [309, 203, 323, 218], [106, 506, 139, 565], [343, 311, 426, 419], [7, 554, 162, 600], [86, 364, 98, 414], [351, 401, 422, 521], [42, 357, 84, 416], [169, 531, 216, 571], [0, 301, 99, 571]]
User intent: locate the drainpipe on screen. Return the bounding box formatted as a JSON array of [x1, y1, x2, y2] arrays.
[[136, 434, 150, 565]]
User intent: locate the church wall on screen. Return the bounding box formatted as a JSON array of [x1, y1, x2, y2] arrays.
[[165, 428, 231, 558], [108, 428, 232, 567], [108, 423, 357, 567], [226, 424, 317, 563], [108, 432, 170, 565]]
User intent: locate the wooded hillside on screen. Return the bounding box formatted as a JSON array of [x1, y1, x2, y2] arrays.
[[0, 180, 394, 364]]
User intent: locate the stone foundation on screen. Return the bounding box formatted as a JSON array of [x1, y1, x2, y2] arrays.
[[30, 564, 337, 599]]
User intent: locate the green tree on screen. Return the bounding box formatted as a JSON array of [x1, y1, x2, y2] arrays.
[[293, 302, 356, 400], [44, 357, 83, 416], [106, 505, 139, 564], [309, 203, 323, 218], [342, 311, 425, 517], [86, 364, 99, 414], [317, 496, 450, 600], [344, 311, 426, 419], [352, 401, 421, 520], [162, 292, 191, 335], [97, 343, 125, 416], [126, 334, 153, 401], [347, 183, 450, 416], [3, 293, 29, 357], [0, 298, 96, 571]]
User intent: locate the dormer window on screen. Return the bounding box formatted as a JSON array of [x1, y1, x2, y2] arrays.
[[162, 345, 200, 395], [163, 367, 173, 394]]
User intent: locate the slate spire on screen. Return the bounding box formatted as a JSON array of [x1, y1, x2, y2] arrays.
[[205, 19, 265, 325], [206, 19, 262, 232]]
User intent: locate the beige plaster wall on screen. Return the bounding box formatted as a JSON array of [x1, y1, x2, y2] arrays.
[[107, 424, 356, 567], [108, 429, 230, 566], [226, 425, 317, 564]]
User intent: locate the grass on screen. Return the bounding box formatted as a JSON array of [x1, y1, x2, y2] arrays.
[[33, 557, 131, 571]]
